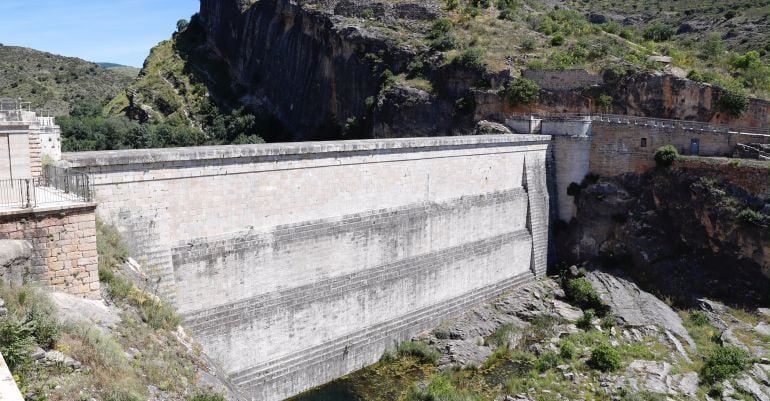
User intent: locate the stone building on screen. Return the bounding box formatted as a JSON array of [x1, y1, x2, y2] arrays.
[[0, 99, 99, 299]]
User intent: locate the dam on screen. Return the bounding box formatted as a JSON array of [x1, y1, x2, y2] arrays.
[[63, 134, 551, 400]]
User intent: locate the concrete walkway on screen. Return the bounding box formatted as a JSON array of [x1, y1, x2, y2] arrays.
[[0, 352, 24, 401]]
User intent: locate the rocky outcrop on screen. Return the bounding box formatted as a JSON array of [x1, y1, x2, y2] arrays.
[[199, 0, 425, 139], [559, 166, 770, 307], [586, 270, 694, 348]]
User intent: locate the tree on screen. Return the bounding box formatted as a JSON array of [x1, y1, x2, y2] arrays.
[[643, 22, 674, 42], [176, 19, 189, 33], [716, 86, 749, 117], [504, 78, 541, 107], [700, 33, 725, 60]]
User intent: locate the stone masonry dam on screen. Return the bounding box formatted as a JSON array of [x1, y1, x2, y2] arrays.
[[62, 135, 551, 401]]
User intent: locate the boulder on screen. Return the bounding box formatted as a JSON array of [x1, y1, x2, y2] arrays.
[[475, 120, 513, 135], [0, 240, 33, 286], [586, 270, 695, 347]]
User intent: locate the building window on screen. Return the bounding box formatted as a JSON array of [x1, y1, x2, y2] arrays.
[[640, 138, 647, 148]]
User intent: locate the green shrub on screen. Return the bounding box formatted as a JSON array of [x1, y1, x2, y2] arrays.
[[716, 87, 749, 117], [97, 219, 129, 272], [701, 346, 752, 384], [503, 78, 541, 107], [689, 311, 710, 326], [736, 209, 768, 226], [188, 393, 226, 401], [642, 22, 674, 42], [406, 373, 480, 401], [600, 313, 616, 330], [588, 344, 622, 372], [536, 351, 560, 372], [428, 19, 458, 51], [521, 37, 536, 51], [1, 285, 61, 349], [653, 145, 679, 168], [393, 340, 442, 365], [559, 340, 577, 360], [576, 309, 596, 330], [550, 34, 565, 46], [0, 317, 35, 371], [564, 278, 605, 312], [454, 47, 486, 71], [105, 391, 143, 401], [596, 94, 612, 109]]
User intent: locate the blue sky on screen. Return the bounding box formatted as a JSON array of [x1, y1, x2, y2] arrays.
[[0, 0, 200, 67]]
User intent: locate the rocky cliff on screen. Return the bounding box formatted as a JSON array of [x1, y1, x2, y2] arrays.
[[194, 0, 769, 140], [558, 159, 770, 307]]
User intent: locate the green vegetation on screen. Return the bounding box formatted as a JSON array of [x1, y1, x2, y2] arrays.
[[502, 78, 540, 107], [654, 145, 679, 168], [587, 344, 622, 372], [700, 346, 752, 384], [382, 340, 442, 365], [0, 220, 223, 400], [563, 277, 606, 313], [405, 372, 482, 401], [58, 14, 285, 151], [0, 45, 134, 116], [736, 209, 770, 226]]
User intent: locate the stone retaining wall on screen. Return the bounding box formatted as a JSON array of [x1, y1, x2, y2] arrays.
[[0, 205, 99, 299]]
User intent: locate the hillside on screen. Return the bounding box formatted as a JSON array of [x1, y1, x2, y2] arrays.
[[0, 45, 135, 116]]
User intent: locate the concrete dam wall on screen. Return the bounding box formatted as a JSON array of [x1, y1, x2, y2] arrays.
[[62, 135, 551, 400]]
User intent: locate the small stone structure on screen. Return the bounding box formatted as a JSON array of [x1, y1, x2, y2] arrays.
[[506, 114, 770, 221], [0, 101, 97, 299], [0, 100, 62, 178], [64, 135, 551, 401]]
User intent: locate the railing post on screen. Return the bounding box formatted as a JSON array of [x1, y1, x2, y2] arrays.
[[24, 179, 31, 208]]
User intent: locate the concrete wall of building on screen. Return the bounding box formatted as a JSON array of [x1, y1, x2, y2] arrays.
[[552, 136, 592, 221], [0, 205, 100, 299], [63, 135, 551, 400], [33, 117, 62, 162], [0, 128, 32, 180]]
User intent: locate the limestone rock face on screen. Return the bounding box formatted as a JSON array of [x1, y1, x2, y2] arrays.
[[0, 240, 33, 286]]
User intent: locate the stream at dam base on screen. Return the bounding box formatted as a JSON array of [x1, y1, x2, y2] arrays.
[[287, 356, 535, 401]]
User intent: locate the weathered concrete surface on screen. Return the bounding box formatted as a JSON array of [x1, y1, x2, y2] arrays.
[[63, 135, 551, 401], [0, 352, 24, 401]]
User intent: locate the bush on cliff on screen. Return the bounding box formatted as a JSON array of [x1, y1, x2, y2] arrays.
[[503, 78, 540, 107], [736, 208, 769, 226], [588, 344, 622, 372], [564, 278, 606, 313], [701, 346, 752, 384], [654, 145, 679, 168]]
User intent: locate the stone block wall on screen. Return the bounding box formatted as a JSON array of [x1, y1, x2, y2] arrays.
[[64, 135, 551, 400], [589, 121, 770, 176], [0, 205, 99, 299]]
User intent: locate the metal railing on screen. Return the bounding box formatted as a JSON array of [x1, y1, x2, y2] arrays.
[[0, 167, 92, 209], [507, 113, 770, 136]]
